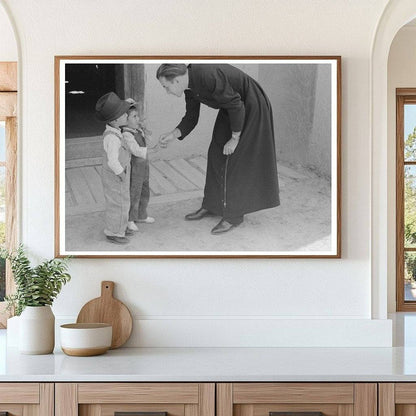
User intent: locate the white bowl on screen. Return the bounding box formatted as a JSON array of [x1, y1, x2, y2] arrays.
[[60, 323, 112, 356]]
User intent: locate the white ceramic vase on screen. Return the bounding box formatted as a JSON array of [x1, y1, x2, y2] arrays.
[[19, 305, 55, 354]]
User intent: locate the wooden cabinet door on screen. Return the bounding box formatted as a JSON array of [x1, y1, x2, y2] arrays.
[[217, 383, 377, 416], [0, 383, 53, 416], [379, 383, 416, 416], [56, 383, 215, 416]]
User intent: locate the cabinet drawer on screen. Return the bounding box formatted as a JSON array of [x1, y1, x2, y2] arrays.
[[56, 383, 215, 416], [218, 383, 376, 416], [78, 383, 200, 404]]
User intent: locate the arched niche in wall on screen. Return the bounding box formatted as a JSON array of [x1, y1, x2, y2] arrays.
[[371, 0, 416, 319]]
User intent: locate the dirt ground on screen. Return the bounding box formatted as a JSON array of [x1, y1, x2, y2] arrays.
[[65, 171, 332, 254]]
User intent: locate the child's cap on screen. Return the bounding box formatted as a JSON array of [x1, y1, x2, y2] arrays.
[[95, 92, 130, 122]]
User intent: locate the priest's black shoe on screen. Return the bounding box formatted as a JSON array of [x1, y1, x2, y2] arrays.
[[211, 219, 239, 235], [185, 208, 214, 221]]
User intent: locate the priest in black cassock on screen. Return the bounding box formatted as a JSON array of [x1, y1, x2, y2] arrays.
[[157, 63, 280, 235]]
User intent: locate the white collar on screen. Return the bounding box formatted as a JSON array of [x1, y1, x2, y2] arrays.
[[105, 124, 122, 135]]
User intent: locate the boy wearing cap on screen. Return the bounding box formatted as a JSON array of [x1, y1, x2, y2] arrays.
[[95, 92, 147, 245]]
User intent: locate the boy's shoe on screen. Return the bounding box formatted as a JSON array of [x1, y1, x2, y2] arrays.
[[106, 235, 129, 244], [137, 217, 155, 224], [125, 228, 135, 236], [127, 221, 139, 231]]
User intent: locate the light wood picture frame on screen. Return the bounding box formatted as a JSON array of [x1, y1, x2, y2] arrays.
[[55, 56, 341, 258]]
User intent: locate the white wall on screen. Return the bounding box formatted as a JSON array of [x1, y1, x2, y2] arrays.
[[0, 4, 16, 61], [387, 25, 416, 312], [0, 0, 393, 346], [259, 64, 332, 177]]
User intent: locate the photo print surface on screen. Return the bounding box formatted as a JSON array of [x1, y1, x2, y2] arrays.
[[55, 57, 341, 258]]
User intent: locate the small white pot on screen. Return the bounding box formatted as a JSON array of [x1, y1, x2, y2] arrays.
[[19, 306, 55, 354], [60, 323, 112, 356]]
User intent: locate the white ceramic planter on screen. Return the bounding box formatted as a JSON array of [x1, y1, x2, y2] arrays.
[[19, 305, 55, 354]]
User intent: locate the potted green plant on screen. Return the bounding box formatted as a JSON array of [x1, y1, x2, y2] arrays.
[[1, 245, 71, 354]]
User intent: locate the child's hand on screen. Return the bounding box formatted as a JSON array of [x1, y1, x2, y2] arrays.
[[148, 144, 159, 154], [147, 137, 159, 153], [146, 135, 157, 148], [117, 171, 126, 182]]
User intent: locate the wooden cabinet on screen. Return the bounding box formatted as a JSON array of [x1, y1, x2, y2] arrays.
[[0, 383, 53, 416], [217, 383, 377, 416], [55, 383, 215, 416], [379, 383, 416, 416], [0, 381, 383, 416]]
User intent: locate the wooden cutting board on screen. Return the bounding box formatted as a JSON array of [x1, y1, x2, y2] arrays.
[[76, 281, 133, 349]]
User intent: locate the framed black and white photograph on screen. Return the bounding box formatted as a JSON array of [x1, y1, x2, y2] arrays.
[[55, 56, 341, 258]]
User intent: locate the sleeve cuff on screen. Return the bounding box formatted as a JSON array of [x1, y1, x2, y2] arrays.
[[113, 166, 124, 176]]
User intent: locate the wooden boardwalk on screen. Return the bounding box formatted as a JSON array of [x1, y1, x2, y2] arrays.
[[65, 156, 304, 217], [65, 156, 207, 216]]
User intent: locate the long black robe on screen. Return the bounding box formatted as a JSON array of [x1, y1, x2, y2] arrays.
[[176, 64, 279, 220]]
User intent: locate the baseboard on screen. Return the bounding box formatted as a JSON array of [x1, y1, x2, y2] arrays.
[[55, 317, 392, 347]]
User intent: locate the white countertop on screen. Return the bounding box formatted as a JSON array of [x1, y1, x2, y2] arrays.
[[2, 328, 416, 382], [4, 313, 416, 383]]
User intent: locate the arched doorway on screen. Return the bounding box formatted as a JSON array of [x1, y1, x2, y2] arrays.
[[387, 20, 416, 313], [371, 0, 416, 319]]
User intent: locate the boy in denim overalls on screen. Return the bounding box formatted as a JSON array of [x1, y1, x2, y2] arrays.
[[95, 92, 147, 245]]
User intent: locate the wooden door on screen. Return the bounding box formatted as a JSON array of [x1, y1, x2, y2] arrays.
[[379, 383, 416, 416], [0, 383, 53, 416], [56, 382, 215, 416]]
